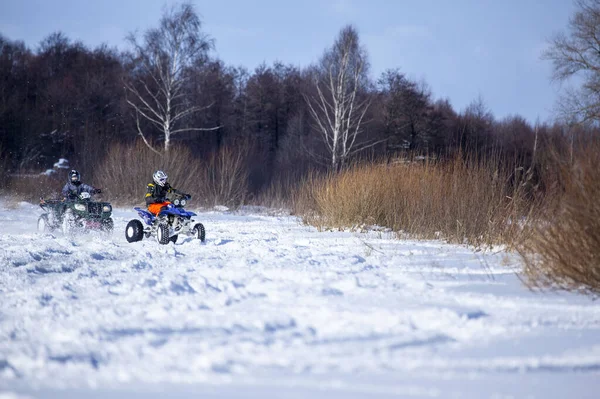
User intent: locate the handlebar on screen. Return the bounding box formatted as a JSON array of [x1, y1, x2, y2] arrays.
[[166, 192, 191, 201], [166, 192, 192, 207]]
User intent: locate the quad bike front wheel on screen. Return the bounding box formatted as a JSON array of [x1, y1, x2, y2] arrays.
[[61, 209, 76, 236], [156, 223, 170, 245], [37, 215, 51, 233], [125, 219, 144, 243], [102, 218, 114, 233], [193, 223, 206, 242]]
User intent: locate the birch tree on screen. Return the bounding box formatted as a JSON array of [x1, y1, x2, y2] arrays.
[[124, 2, 217, 154], [305, 25, 373, 171], [543, 0, 600, 124]]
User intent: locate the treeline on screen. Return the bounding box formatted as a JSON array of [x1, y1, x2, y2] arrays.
[[0, 3, 596, 197]]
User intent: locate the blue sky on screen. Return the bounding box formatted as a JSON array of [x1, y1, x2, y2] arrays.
[[1, 0, 575, 123]]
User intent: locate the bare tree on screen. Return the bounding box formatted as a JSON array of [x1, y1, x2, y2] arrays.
[[543, 0, 600, 124], [304, 25, 374, 171], [124, 2, 218, 154]]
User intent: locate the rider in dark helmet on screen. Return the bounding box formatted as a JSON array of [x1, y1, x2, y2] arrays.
[[62, 170, 100, 200]]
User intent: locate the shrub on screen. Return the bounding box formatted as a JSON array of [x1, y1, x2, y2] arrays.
[[95, 140, 248, 208], [4, 173, 64, 203], [518, 141, 600, 295], [295, 154, 535, 248], [201, 145, 248, 208]]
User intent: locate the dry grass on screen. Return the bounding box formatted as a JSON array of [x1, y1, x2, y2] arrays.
[[251, 174, 304, 211], [4, 172, 65, 203], [201, 145, 249, 208], [94, 141, 204, 205], [1, 176, 62, 212], [294, 155, 536, 248], [518, 141, 600, 295], [95, 140, 248, 208]]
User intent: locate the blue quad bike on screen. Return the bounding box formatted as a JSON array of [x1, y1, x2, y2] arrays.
[[125, 192, 206, 245]]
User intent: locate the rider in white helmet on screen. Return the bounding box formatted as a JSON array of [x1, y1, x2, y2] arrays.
[[145, 170, 187, 215]]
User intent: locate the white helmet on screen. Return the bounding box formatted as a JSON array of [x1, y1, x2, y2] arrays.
[[153, 170, 168, 186]]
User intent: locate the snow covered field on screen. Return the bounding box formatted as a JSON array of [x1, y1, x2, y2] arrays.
[[1, 201, 599, 398]]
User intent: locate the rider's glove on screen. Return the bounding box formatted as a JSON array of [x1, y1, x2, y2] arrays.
[[94, 188, 102, 194]]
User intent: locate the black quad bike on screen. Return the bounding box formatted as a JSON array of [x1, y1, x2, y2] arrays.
[[38, 191, 114, 235], [125, 192, 205, 245]]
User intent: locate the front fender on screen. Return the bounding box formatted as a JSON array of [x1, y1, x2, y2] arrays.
[[158, 206, 190, 218]]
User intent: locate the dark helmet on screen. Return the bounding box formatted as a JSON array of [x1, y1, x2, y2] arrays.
[[69, 170, 80, 183]]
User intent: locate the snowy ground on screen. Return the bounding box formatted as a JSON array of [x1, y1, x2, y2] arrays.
[[0, 201, 599, 399]]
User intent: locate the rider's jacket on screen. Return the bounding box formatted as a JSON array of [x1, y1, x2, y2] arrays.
[[62, 182, 95, 200], [145, 182, 177, 205]]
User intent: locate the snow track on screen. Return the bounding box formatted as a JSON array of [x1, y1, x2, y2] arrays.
[[1, 202, 599, 398]]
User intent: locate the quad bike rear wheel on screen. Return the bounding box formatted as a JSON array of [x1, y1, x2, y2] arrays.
[[125, 219, 144, 243]]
